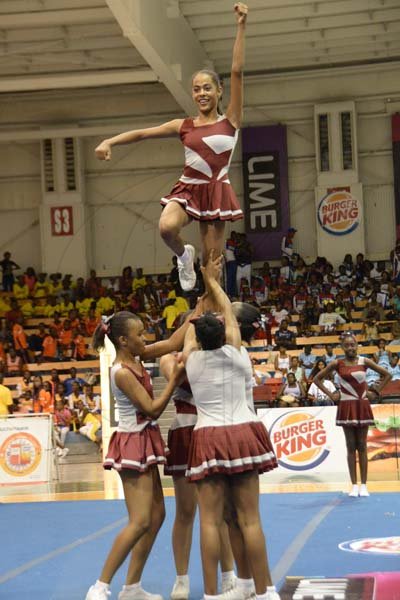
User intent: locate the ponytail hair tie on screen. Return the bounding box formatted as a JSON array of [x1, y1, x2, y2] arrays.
[[101, 314, 114, 335]]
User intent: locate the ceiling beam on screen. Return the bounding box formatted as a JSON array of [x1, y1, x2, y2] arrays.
[[0, 69, 157, 93], [0, 7, 112, 29], [106, 0, 211, 114]]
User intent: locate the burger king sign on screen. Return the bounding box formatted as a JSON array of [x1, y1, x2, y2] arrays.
[[318, 190, 361, 236]]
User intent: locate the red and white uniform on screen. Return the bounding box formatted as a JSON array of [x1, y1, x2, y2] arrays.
[[104, 363, 168, 472], [161, 116, 243, 221], [164, 379, 197, 477], [336, 356, 374, 426], [185, 345, 277, 481]]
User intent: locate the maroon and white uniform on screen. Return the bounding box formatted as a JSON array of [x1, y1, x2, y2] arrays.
[[161, 116, 243, 221], [164, 379, 197, 477], [336, 357, 375, 426], [185, 345, 277, 481], [104, 363, 168, 472]]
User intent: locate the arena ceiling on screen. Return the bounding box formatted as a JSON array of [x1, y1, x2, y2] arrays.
[[1, 0, 400, 112]]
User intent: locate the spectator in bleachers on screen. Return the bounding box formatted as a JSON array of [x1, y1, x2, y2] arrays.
[[289, 355, 305, 383], [389, 317, 400, 345], [24, 267, 37, 294], [75, 398, 101, 448], [0, 251, 19, 292], [391, 241, 400, 283], [299, 345, 317, 380], [293, 284, 308, 313], [41, 381, 54, 413], [119, 266, 133, 295], [281, 227, 297, 261], [225, 230, 238, 297], [362, 292, 386, 321], [83, 383, 101, 413], [17, 390, 33, 413], [64, 367, 87, 396], [41, 328, 58, 362], [334, 296, 351, 322], [293, 256, 306, 281], [235, 232, 253, 293], [322, 343, 336, 365], [20, 297, 35, 319], [274, 319, 296, 349], [28, 322, 46, 358], [132, 267, 146, 292], [308, 363, 336, 406], [58, 319, 73, 358], [97, 289, 116, 316], [13, 274, 29, 300], [162, 298, 179, 336], [33, 272, 48, 298], [54, 399, 73, 447], [362, 313, 380, 345], [279, 256, 292, 284], [73, 326, 87, 361], [85, 307, 100, 337], [12, 317, 31, 364], [274, 344, 290, 375], [0, 373, 13, 415], [276, 372, 305, 407], [57, 293, 74, 317], [374, 338, 390, 367], [42, 296, 58, 318], [85, 269, 100, 298], [6, 348, 22, 375], [48, 273, 62, 297], [68, 381, 85, 411], [318, 301, 346, 332], [302, 296, 320, 325], [271, 301, 289, 325], [388, 353, 400, 380]]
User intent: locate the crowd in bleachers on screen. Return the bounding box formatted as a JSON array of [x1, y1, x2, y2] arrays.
[[1, 238, 400, 421]]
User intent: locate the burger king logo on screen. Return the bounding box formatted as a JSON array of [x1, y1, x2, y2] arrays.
[[339, 536, 400, 556], [269, 411, 330, 471], [0, 432, 42, 477], [318, 191, 360, 236]]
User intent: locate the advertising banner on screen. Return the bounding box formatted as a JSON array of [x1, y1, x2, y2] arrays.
[[0, 415, 52, 484], [258, 404, 399, 478], [241, 125, 289, 260]]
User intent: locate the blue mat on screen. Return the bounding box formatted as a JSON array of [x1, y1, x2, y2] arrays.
[[1, 493, 399, 599]]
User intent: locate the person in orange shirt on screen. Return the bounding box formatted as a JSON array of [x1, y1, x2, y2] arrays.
[[40, 381, 54, 414], [84, 307, 100, 337], [12, 318, 31, 363], [42, 328, 58, 362], [58, 319, 73, 358], [6, 349, 22, 375], [68, 308, 80, 331], [51, 312, 64, 336], [32, 375, 44, 413], [72, 327, 87, 360]]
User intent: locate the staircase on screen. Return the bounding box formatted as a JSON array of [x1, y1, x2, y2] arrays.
[[60, 431, 101, 464]]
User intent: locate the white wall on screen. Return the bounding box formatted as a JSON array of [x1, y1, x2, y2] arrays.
[[0, 63, 399, 275]]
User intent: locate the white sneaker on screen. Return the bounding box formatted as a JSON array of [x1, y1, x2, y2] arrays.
[[348, 484, 359, 497], [61, 448, 69, 458], [171, 578, 189, 600], [177, 245, 196, 292], [359, 484, 370, 497], [118, 586, 163, 600], [86, 585, 111, 600], [265, 589, 281, 600], [236, 580, 256, 600], [220, 588, 246, 600]]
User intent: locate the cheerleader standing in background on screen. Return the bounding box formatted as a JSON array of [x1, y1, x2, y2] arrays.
[[85, 311, 186, 600], [313, 332, 392, 497], [182, 252, 279, 600], [95, 3, 248, 292]]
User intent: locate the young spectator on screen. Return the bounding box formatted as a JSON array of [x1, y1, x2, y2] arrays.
[[162, 298, 179, 336], [293, 256, 306, 281], [24, 267, 37, 294], [279, 256, 292, 284], [41, 381, 54, 413], [13, 274, 29, 299], [83, 384, 101, 413], [48, 274, 62, 297], [235, 233, 253, 293], [132, 267, 146, 292], [334, 265, 352, 289], [68, 381, 85, 411], [299, 345, 317, 379], [274, 345, 290, 375], [271, 301, 289, 325], [341, 253, 354, 277], [33, 273, 49, 298], [0, 373, 13, 415], [308, 361, 336, 406], [119, 266, 133, 295], [6, 348, 22, 375], [64, 367, 87, 396], [289, 356, 305, 383], [274, 319, 296, 349], [293, 284, 308, 313], [362, 293, 386, 321], [18, 390, 34, 414], [225, 231, 238, 297], [388, 354, 400, 380], [322, 344, 336, 365], [389, 318, 400, 345], [318, 302, 346, 332], [374, 339, 390, 368], [20, 298, 35, 319], [42, 296, 59, 318], [58, 294, 74, 317], [276, 372, 305, 407], [12, 318, 30, 364], [85, 307, 100, 337], [281, 227, 297, 261], [54, 399, 73, 447], [76, 399, 101, 447], [362, 314, 380, 345], [0, 251, 19, 292], [42, 328, 58, 362], [58, 319, 73, 357], [73, 327, 87, 361]]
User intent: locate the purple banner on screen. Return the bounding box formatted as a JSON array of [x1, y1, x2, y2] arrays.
[[241, 125, 289, 260]]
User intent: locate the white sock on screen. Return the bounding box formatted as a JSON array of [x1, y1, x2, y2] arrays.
[[236, 578, 254, 590], [95, 580, 110, 591], [204, 595, 220, 600], [175, 575, 189, 584], [123, 582, 141, 591], [178, 247, 191, 263], [221, 570, 236, 583], [255, 594, 268, 600], [266, 587, 277, 593]]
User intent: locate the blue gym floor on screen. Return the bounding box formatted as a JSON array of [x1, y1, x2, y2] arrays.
[[1, 493, 399, 599]]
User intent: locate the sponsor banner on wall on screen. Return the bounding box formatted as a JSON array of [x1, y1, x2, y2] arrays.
[[0, 415, 52, 484], [317, 188, 361, 236], [258, 404, 399, 476], [241, 125, 289, 260]]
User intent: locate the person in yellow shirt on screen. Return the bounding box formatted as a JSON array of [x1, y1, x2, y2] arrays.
[[132, 267, 146, 291], [33, 273, 49, 298], [57, 295, 74, 317], [162, 298, 179, 334], [20, 298, 35, 319], [48, 274, 62, 297], [0, 374, 13, 416], [96, 290, 116, 315], [167, 289, 189, 315], [0, 296, 11, 317], [13, 275, 29, 299], [75, 295, 92, 317], [42, 296, 59, 318]]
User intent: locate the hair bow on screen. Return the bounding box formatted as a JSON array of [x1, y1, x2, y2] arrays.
[[101, 314, 114, 334]]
